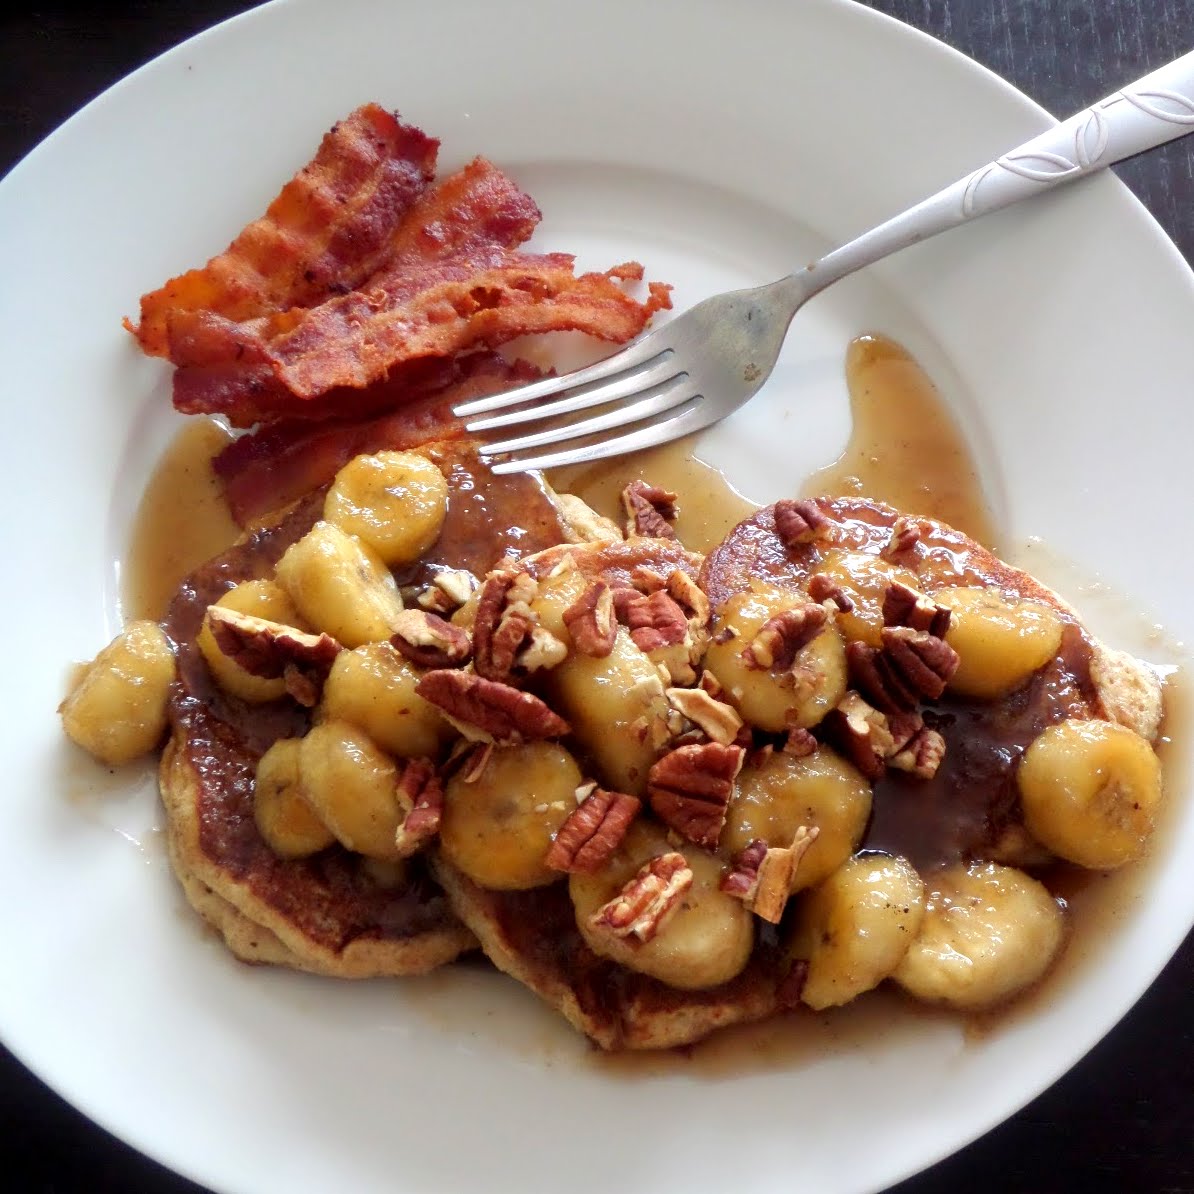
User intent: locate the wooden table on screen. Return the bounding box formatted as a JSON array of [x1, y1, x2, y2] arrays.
[[2, 2, 1191, 1191]]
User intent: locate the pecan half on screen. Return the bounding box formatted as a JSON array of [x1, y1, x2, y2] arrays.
[[473, 571, 540, 682], [647, 741, 744, 847], [665, 686, 743, 746], [880, 516, 924, 562], [720, 826, 820, 923], [622, 480, 678, 540], [889, 726, 947, 779], [392, 758, 444, 857], [807, 573, 854, 613], [415, 670, 569, 744], [545, 788, 641, 874], [389, 609, 472, 669], [205, 607, 341, 707], [822, 690, 894, 780], [774, 498, 832, 548], [742, 604, 827, 670], [847, 628, 959, 713], [562, 579, 617, 657], [589, 852, 693, 943], [616, 589, 690, 653], [882, 581, 951, 638]]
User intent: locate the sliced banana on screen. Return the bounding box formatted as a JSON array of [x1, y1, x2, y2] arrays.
[[570, 822, 754, 990], [809, 550, 919, 646], [1017, 718, 1162, 869], [440, 742, 582, 890], [253, 738, 335, 859], [893, 861, 1064, 1010], [275, 520, 404, 648], [722, 747, 872, 891], [788, 854, 924, 1010]]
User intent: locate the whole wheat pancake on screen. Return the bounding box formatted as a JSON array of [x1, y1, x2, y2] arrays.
[[159, 445, 568, 978]]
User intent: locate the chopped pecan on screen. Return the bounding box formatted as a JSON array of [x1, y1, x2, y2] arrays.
[[389, 609, 472, 669], [782, 726, 819, 757], [721, 826, 821, 923], [777, 958, 809, 1009], [665, 570, 711, 628], [473, 571, 540, 682], [589, 852, 693, 943], [459, 742, 494, 784], [665, 686, 743, 746], [563, 579, 617, 657], [742, 604, 827, 670], [886, 709, 926, 756], [553, 492, 623, 544], [882, 581, 950, 638], [415, 670, 569, 744], [889, 726, 947, 779], [774, 498, 832, 548], [417, 568, 479, 614], [392, 757, 444, 857], [647, 741, 744, 847], [616, 589, 690, 653], [881, 516, 925, 562], [205, 606, 341, 706], [545, 788, 641, 874], [622, 480, 678, 540], [822, 690, 894, 780], [807, 573, 854, 613], [516, 626, 568, 672], [699, 671, 725, 700], [630, 565, 669, 593]]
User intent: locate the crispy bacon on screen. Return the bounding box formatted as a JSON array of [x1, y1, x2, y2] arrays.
[[213, 353, 544, 524], [126, 105, 439, 356], [169, 249, 670, 417]]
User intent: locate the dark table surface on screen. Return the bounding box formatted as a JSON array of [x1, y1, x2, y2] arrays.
[[3, 2, 1193, 1191]]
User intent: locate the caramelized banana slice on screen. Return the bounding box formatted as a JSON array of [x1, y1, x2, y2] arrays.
[[60, 621, 176, 765], [788, 854, 924, 1010], [703, 583, 847, 731], [893, 862, 1064, 1010], [1017, 718, 1162, 869], [324, 450, 449, 567], [253, 738, 335, 859], [722, 747, 872, 891], [809, 550, 918, 646], [570, 822, 754, 990], [275, 520, 404, 648], [937, 587, 1064, 698], [440, 742, 582, 890]]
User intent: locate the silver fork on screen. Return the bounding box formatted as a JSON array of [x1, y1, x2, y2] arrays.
[[457, 50, 1194, 475]]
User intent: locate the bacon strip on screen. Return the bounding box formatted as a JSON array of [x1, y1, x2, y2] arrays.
[[169, 250, 670, 418], [126, 105, 439, 356], [212, 353, 544, 524]]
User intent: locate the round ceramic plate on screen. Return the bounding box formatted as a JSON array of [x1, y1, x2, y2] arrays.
[[3, 1, 1193, 1191]]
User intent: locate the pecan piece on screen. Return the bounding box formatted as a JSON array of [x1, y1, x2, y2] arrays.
[[881, 516, 924, 562], [720, 826, 821, 923], [417, 568, 479, 614], [882, 581, 951, 638], [665, 570, 711, 628], [622, 480, 678, 540], [665, 686, 744, 746], [807, 573, 854, 613], [589, 852, 693, 943], [822, 691, 894, 780], [415, 670, 569, 744], [392, 757, 444, 857], [847, 640, 918, 714], [473, 571, 540, 682], [563, 579, 617, 658], [889, 726, 947, 779], [782, 726, 819, 757], [616, 589, 690, 653], [774, 498, 832, 548], [647, 741, 744, 847], [742, 604, 827, 670], [389, 609, 472, 669], [777, 958, 809, 1009], [545, 788, 641, 874], [205, 607, 341, 707]]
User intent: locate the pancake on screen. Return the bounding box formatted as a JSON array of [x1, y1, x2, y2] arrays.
[[158, 445, 568, 978]]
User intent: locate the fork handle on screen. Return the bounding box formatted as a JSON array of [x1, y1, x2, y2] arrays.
[[794, 49, 1194, 296]]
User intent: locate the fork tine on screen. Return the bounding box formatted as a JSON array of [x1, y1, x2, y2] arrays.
[[488, 399, 710, 475], [452, 339, 673, 418], [479, 375, 695, 456], [464, 354, 686, 434]]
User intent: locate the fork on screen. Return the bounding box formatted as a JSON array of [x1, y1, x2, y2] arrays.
[[456, 50, 1194, 474]]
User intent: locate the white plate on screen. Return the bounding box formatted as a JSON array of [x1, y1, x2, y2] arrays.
[[3, 1, 1193, 1192]]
